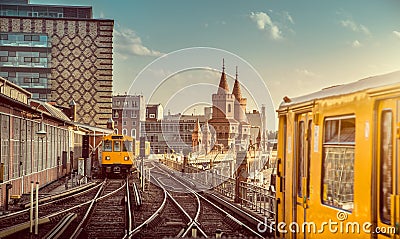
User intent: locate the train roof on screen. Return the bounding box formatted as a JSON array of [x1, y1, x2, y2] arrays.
[[279, 70, 400, 108]]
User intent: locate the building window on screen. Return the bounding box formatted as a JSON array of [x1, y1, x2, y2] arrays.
[[149, 113, 155, 118], [114, 121, 118, 126], [8, 51, 16, 57], [131, 129, 136, 139], [112, 110, 119, 118], [24, 35, 40, 41], [0, 34, 8, 40], [123, 121, 127, 126], [0, 56, 8, 62], [228, 104, 231, 113], [321, 115, 355, 212], [31, 78, 39, 83], [122, 128, 127, 135], [114, 128, 118, 134], [132, 121, 136, 126], [39, 52, 47, 58], [131, 111, 137, 118]]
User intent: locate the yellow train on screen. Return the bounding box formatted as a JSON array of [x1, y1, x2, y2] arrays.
[[100, 134, 151, 177], [101, 134, 135, 177], [275, 71, 400, 238]]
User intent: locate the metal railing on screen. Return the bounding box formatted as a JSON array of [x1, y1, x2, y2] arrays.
[[160, 156, 276, 218], [239, 181, 276, 218]]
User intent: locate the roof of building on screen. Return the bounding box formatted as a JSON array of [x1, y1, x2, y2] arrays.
[[74, 122, 113, 134], [232, 79, 242, 100], [30, 99, 71, 122], [217, 60, 230, 94], [280, 70, 400, 108], [232, 67, 242, 99]]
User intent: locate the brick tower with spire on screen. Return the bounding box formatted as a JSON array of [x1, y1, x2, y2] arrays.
[[209, 59, 239, 150], [232, 66, 251, 150]]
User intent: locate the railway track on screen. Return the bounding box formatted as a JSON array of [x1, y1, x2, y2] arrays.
[[126, 172, 192, 239], [0, 181, 103, 238], [76, 179, 127, 238], [61, 178, 128, 239], [127, 162, 263, 238]]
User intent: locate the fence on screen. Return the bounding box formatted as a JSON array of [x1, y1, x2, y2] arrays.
[[160, 156, 276, 219]]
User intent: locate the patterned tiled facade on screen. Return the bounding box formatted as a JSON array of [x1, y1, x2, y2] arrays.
[[0, 17, 113, 127]]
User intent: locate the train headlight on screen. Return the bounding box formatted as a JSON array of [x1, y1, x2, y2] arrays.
[[105, 156, 110, 160], [124, 156, 129, 161]]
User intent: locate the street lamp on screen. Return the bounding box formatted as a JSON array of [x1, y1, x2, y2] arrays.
[[36, 121, 47, 181], [250, 126, 260, 186]]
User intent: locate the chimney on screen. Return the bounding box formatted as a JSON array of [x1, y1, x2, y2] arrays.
[[69, 100, 77, 122]]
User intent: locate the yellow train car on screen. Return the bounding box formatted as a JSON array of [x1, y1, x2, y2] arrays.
[[101, 134, 135, 177], [276, 71, 400, 238]]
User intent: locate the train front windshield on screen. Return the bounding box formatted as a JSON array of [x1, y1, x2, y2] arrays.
[[123, 140, 133, 151], [103, 139, 133, 152], [103, 140, 112, 152]]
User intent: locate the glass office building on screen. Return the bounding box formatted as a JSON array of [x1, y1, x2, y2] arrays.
[[0, 0, 114, 127]]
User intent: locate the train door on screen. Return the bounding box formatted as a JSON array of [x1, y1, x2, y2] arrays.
[[376, 99, 399, 238], [293, 112, 312, 238]]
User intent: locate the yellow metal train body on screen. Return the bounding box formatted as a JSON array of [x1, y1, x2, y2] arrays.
[[100, 134, 151, 177], [276, 71, 400, 238]]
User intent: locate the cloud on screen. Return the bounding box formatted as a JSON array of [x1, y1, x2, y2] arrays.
[[340, 19, 370, 35], [114, 27, 164, 57], [250, 11, 282, 40], [284, 11, 294, 24], [295, 68, 318, 77], [352, 40, 362, 48], [393, 30, 400, 39]]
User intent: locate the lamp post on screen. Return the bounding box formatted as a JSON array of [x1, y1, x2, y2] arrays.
[[36, 122, 46, 180], [250, 126, 260, 186]]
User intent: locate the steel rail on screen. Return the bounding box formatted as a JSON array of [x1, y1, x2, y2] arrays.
[[154, 163, 264, 238], [123, 175, 167, 238]]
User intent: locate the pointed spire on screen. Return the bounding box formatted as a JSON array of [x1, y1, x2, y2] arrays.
[[217, 58, 229, 94], [194, 118, 201, 133], [203, 120, 210, 132], [232, 66, 242, 99], [256, 128, 261, 149], [235, 65, 238, 79]]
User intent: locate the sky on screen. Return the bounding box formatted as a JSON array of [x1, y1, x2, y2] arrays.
[[32, 0, 400, 129]]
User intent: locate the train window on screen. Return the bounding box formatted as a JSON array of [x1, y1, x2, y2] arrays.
[[322, 116, 355, 211], [324, 116, 355, 144], [123, 140, 132, 152], [114, 141, 121, 152], [103, 140, 112, 152], [306, 120, 312, 198], [380, 110, 392, 223], [297, 121, 305, 198]]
